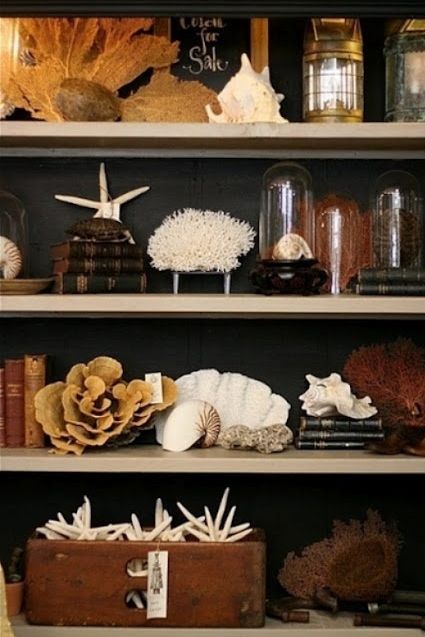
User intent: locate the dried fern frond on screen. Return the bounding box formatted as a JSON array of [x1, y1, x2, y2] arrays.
[[6, 18, 179, 121], [122, 71, 219, 122]]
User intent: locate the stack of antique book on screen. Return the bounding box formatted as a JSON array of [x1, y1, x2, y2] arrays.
[[352, 268, 425, 296], [295, 415, 384, 450], [51, 241, 146, 294]]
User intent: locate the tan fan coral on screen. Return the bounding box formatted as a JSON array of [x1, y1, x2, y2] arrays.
[[122, 71, 219, 122], [34, 356, 177, 454], [278, 510, 399, 604], [6, 18, 179, 121]]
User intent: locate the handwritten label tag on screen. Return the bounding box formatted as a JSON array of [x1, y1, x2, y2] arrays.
[[145, 373, 163, 404], [147, 550, 168, 619]]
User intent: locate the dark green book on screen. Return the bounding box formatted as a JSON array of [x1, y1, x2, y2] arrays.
[[300, 416, 382, 432], [298, 430, 384, 442], [358, 268, 425, 284], [54, 273, 147, 294], [296, 441, 366, 450], [51, 241, 144, 259], [356, 282, 425, 296]]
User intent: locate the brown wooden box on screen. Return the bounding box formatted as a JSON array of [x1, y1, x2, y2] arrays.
[[25, 530, 266, 628]]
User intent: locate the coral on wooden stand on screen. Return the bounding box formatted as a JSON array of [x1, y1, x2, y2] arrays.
[[343, 338, 425, 455]]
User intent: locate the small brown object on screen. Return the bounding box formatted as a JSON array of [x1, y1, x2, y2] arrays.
[[55, 78, 120, 121], [67, 218, 132, 242], [354, 613, 425, 630], [24, 354, 47, 448], [281, 610, 310, 623], [25, 532, 266, 627]]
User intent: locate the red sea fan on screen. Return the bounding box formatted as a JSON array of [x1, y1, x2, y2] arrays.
[[278, 510, 399, 604], [343, 338, 425, 429]]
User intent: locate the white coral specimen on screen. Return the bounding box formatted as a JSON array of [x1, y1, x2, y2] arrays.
[[148, 208, 256, 272]]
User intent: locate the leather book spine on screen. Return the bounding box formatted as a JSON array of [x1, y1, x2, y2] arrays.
[[0, 368, 5, 447], [51, 241, 144, 259], [298, 430, 384, 442], [54, 273, 147, 294], [5, 358, 25, 447], [53, 257, 145, 274], [358, 268, 425, 284], [295, 440, 366, 449], [356, 282, 425, 295], [24, 354, 47, 447], [299, 416, 383, 432]]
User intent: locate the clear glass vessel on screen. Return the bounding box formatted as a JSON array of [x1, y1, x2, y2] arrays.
[[0, 189, 28, 278], [315, 195, 359, 294], [384, 20, 425, 122], [259, 162, 314, 261], [372, 170, 423, 269], [303, 18, 364, 123]]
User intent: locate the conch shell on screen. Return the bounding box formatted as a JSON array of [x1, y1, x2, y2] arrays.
[[0, 236, 22, 279], [272, 233, 314, 261], [299, 373, 378, 419], [206, 54, 288, 124]]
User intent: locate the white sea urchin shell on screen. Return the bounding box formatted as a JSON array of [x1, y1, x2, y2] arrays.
[[206, 53, 288, 124], [299, 373, 378, 419], [148, 208, 256, 272], [0, 236, 22, 279], [162, 399, 221, 452], [156, 369, 290, 445]]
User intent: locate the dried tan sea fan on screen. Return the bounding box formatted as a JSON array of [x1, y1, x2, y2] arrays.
[[122, 71, 219, 123], [279, 510, 399, 604], [6, 18, 179, 121]]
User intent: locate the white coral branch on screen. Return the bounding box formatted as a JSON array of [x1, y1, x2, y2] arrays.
[[148, 208, 256, 272]]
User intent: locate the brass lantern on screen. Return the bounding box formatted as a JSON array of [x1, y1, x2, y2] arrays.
[[303, 18, 364, 123]]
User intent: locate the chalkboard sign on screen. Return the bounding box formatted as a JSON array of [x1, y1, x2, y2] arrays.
[[154, 17, 268, 92]]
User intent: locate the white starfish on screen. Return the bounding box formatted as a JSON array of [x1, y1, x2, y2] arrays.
[[36, 496, 130, 541], [55, 162, 150, 223], [177, 488, 252, 542]]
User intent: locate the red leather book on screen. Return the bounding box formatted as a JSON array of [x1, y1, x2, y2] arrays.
[[5, 358, 25, 447], [24, 354, 47, 448], [0, 368, 5, 447]]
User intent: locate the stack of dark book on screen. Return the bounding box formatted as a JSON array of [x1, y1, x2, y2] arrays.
[[352, 268, 425, 296], [52, 241, 147, 294], [295, 416, 384, 450]]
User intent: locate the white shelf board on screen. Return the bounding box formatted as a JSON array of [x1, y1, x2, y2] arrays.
[[1, 121, 424, 158], [1, 294, 424, 318], [1, 446, 424, 474], [11, 613, 424, 636]]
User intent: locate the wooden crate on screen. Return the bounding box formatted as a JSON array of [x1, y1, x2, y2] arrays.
[[25, 530, 266, 627]]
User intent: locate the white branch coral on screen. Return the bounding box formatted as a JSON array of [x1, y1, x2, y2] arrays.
[[147, 208, 256, 273]]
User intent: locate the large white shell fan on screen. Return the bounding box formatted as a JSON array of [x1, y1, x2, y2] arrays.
[[156, 369, 291, 445], [147, 208, 255, 273]]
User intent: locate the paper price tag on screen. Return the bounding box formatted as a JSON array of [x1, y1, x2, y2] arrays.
[[145, 372, 163, 404], [147, 550, 168, 619]]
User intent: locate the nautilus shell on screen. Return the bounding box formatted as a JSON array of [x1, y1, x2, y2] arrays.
[[0, 236, 22, 279], [205, 54, 288, 124], [161, 400, 221, 452], [272, 233, 314, 261]]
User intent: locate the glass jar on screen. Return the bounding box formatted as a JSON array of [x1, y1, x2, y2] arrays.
[[372, 170, 423, 269], [0, 189, 28, 278], [384, 20, 425, 122], [303, 18, 363, 123], [315, 195, 360, 294], [259, 162, 314, 261]]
